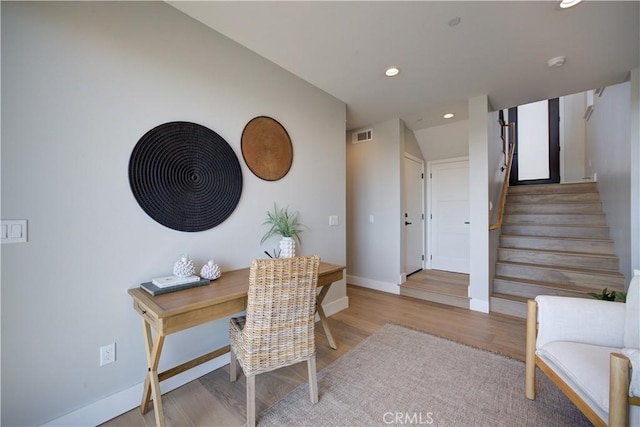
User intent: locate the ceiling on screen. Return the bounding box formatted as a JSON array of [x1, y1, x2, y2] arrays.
[[168, 1, 639, 131]]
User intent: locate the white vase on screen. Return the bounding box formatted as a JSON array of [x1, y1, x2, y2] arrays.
[[279, 237, 296, 258]]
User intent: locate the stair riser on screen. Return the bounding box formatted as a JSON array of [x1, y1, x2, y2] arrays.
[[493, 279, 600, 299], [495, 263, 625, 287], [508, 182, 597, 195], [507, 193, 600, 204], [498, 248, 619, 271], [499, 236, 615, 255], [489, 297, 527, 318], [505, 203, 602, 214], [501, 224, 610, 239], [399, 287, 469, 309], [503, 214, 606, 225]]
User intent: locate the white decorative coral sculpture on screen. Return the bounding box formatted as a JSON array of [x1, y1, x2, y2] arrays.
[[200, 259, 221, 280], [173, 255, 196, 277]]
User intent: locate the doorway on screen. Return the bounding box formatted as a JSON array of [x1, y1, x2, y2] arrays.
[[509, 98, 560, 185], [428, 158, 470, 274], [403, 155, 425, 276]]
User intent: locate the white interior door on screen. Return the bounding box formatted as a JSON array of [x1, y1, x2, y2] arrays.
[[403, 156, 424, 276], [429, 159, 469, 274]]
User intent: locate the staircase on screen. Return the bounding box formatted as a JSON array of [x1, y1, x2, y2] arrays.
[[490, 182, 626, 318]]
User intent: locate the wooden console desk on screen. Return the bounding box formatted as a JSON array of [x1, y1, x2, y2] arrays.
[[128, 262, 345, 427]]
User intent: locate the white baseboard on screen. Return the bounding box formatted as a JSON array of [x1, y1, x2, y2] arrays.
[[347, 275, 399, 295], [43, 297, 350, 427], [42, 355, 230, 427], [470, 298, 490, 313]]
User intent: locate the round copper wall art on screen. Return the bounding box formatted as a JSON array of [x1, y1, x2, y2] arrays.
[[241, 116, 293, 181], [129, 121, 243, 232]]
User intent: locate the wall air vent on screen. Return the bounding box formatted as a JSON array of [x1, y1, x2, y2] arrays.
[[352, 129, 373, 144]]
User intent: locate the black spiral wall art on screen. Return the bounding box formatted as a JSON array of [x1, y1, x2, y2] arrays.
[[129, 121, 243, 232]]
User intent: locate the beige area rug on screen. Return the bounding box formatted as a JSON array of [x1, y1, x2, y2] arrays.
[[256, 323, 591, 426]]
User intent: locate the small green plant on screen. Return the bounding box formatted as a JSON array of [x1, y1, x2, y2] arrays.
[[260, 203, 306, 246], [588, 288, 627, 302]]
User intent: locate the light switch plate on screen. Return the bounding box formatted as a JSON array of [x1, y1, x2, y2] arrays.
[[1, 220, 27, 243]]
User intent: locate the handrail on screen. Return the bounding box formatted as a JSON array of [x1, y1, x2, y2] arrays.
[[489, 122, 515, 231]]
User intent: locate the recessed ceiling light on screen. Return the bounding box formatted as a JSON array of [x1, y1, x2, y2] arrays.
[[448, 17, 461, 27], [385, 67, 400, 77], [559, 0, 583, 8], [443, 113, 455, 119]]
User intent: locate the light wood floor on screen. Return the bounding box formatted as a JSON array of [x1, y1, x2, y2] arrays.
[[102, 284, 526, 427]]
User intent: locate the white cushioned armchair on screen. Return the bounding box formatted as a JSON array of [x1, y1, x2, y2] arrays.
[[525, 276, 640, 426]]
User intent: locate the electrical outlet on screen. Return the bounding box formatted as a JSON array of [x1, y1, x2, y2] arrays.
[[100, 343, 116, 366]]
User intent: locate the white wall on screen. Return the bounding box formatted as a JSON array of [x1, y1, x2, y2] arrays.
[[346, 119, 402, 293], [1, 2, 346, 425], [403, 121, 424, 160], [415, 120, 469, 161], [585, 81, 631, 284], [631, 68, 640, 274], [401, 122, 424, 280], [468, 96, 490, 313]]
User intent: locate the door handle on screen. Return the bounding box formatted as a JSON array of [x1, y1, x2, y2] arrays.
[[405, 221, 412, 225], [464, 221, 470, 224]]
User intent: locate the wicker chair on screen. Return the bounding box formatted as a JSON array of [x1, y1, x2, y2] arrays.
[[229, 255, 320, 427]]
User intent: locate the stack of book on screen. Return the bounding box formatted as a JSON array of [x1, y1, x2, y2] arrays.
[[141, 275, 210, 296]]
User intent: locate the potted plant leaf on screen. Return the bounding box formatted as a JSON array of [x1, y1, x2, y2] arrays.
[[260, 203, 307, 258], [588, 287, 627, 302]]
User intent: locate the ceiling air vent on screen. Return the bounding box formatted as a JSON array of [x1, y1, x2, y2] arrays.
[[352, 129, 373, 144]]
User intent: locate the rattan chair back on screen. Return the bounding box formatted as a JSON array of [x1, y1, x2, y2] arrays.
[[233, 255, 320, 376]]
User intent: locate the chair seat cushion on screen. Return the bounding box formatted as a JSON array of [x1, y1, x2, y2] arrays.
[[537, 341, 621, 416]]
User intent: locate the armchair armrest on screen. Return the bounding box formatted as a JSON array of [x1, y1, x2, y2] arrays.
[[535, 295, 625, 349], [622, 348, 640, 397]]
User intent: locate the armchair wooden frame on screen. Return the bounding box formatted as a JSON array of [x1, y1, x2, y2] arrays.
[[526, 299, 640, 427]]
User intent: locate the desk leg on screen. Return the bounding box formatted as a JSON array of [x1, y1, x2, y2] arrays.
[[317, 286, 337, 350], [140, 318, 166, 427]]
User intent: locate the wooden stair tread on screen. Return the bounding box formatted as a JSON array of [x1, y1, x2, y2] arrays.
[[500, 234, 613, 243], [409, 268, 469, 280], [507, 182, 597, 194], [401, 279, 468, 297], [503, 222, 608, 227], [496, 260, 624, 274], [503, 224, 609, 230], [505, 201, 602, 206], [504, 213, 605, 218], [499, 247, 619, 259], [493, 275, 623, 293], [400, 270, 470, 309]]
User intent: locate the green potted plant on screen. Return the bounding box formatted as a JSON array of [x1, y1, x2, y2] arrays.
[[588, 287, 627, 302], [260, 203, 307, 258]]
